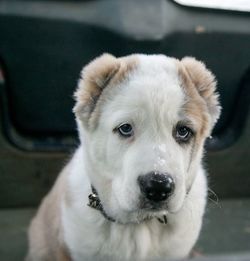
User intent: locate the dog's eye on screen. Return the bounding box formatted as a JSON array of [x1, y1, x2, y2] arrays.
[[117, 124, 134, 138], [175, 125, 193, 143]]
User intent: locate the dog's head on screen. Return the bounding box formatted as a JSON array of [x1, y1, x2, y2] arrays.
[[74, 54, 221, 224]]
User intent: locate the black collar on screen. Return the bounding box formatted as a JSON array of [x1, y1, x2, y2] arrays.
[[87, 185, 116, 222], [87, 185, 168, 224]]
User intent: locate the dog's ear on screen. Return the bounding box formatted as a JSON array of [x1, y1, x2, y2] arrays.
[[73, 53, 120, 126], [180, 57, 221, 128]]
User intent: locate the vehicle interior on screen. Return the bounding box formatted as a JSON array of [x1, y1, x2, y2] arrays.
[[0, 0, 249, 260]]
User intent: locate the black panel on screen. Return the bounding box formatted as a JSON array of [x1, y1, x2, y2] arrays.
[[0, 0, 250, 151]]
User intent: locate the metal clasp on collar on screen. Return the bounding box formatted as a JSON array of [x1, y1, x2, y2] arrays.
[[88, 192, 101, 210]]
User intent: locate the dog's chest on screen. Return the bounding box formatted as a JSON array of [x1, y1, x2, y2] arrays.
[[62, 205, 176, 260]]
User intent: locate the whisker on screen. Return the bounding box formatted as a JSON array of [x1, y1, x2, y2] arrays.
[[208, 197, 221, 208], [208, 188, 221, 208], [208, 188, 219, 201]]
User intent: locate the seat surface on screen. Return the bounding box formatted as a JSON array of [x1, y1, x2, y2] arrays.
[[0, 199, 249, 261]]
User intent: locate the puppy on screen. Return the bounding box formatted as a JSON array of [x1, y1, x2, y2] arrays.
[[26, 54, 221, 261]]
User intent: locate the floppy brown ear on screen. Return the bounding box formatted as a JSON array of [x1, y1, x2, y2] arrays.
[[73, 53, 120, 126], [181, 57, 221, 128]]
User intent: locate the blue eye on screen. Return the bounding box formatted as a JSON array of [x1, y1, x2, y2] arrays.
[[175, 125, 193, 142], [117, 124, 133, 138]]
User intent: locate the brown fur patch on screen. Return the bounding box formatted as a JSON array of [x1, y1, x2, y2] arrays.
[[177, 62, 209, 139], [26, 168, 71, 261], [177, 57, 221, 176], [177, 57, 221, 138], [176, 57, 221, 191], [74, 53, 138, 129], [73, 54, 120, 124], [180, 57, 221, 128]]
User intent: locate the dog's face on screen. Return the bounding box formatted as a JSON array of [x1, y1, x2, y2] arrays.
[[74, 54, 221, 224]]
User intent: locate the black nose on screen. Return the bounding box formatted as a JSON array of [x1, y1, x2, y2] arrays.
[[138, 172, 175, 202]]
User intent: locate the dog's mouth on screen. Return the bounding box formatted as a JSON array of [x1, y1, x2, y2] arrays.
[[139, 199, 167, 211], [133, 205, 170, 225], [138, 202, 170, 224]]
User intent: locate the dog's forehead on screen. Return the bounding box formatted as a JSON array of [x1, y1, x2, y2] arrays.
[[132, 54, 183, 98], [135, 54, 178, 76], [112, 55, 185, 122]]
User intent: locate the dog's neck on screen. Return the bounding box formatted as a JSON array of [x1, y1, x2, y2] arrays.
[[87, 185, 116, 222]]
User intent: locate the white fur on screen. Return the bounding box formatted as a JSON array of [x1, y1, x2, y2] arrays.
[[62, 148, 206, 261], [62, 55, 209, 260]]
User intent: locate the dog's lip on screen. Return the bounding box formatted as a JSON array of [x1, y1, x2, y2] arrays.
[[139, 201, 167, 211]]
